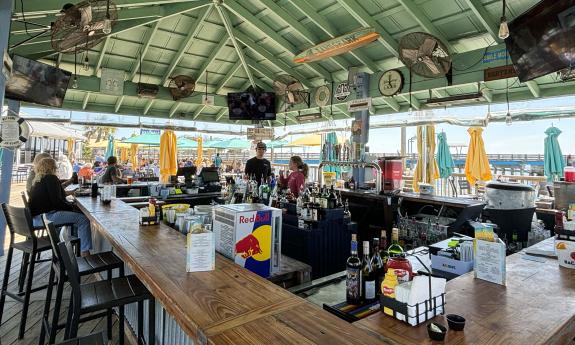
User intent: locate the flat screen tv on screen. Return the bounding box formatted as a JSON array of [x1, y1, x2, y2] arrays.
[[5, 55, 71, 107], [227, 92, 276, 120], [506, 0, 575, 82]]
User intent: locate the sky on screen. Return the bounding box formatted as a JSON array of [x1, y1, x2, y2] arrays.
[[19, 94, 575, 156]]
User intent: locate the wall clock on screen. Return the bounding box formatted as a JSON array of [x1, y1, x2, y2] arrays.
[[378, 69, 404, 97]]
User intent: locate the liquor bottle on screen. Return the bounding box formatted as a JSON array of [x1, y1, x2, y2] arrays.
[[387, 227, 404, 257], [337, 190, 344, 208], [362, 241, 377, 303], [346, 234, 362, 304], [371, 238, 384, 295], [343, 199, 351, 219], [328, 185, 338, 209], [259, 178, 270, 201], [349, 176, 356, 190], [320, 186, 329, 209]]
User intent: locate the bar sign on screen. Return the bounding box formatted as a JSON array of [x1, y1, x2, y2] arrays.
[[484, 65, 517, 81]]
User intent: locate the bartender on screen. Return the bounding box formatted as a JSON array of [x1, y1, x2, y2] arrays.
[[101, 156, 126, 184], [244, 142, 271, 183]]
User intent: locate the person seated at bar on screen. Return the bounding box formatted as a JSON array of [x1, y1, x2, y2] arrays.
[[28, 157, 92, 256], [245, 142, 271, 183], [122, 162, 135, 176], [101, 156, 126, 184], [78, 163, 94, 180], [26, 152, 52, 192], [56, 153, 73, 180], [93, 160, 104, 174], [279, 156, 308, 197]]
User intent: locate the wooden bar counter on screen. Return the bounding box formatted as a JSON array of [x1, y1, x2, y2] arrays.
[[75, 197, 382, 345], [355, 238, 575, 345]]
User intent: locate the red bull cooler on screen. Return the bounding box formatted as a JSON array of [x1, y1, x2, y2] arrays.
[[213, 204, 282, 278]]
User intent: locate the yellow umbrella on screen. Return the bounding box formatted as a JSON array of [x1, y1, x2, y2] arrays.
[[130, 144, 139, 168], [120, 147, 128, 163], [88, 139, 131, 149], [412, 125, 439, 192], [67, 138, 75, 158], [464, 127, 492, 185], [160, 130, 178, 183], [286, 134, 346, 147], [195, 137, 203, 167]]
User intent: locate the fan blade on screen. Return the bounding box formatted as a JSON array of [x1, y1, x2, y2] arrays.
[[287, 82, 302, 92], [79, 6, 93, 30], [420, 38, 437, 56], [287, 91, 296, 104], [422, 57, 441, 75], [401, 49, 420, 63]]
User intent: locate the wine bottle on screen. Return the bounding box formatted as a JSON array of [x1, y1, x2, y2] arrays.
[[328, 186, 337, 209], [362, 241, 377, 302], [371, 238, 384, 295], [388, 227, 404, 257], [344, 199, 351, 219], [346, 234, 362, 304]]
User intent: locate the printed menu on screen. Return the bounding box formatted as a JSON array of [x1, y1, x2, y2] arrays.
[[474, 238, 506, 286]]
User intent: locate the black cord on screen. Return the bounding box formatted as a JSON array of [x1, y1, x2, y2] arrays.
[[452, 41, 497, 72], [19, 0, 32, 37]]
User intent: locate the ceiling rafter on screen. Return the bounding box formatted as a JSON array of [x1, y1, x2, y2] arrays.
[[215, 108, 228, 122], [335, 0, 399, 57], [161, 5, 214, 86], [82, 92, 91, 110], [215, 4, 257, 89], [215, 60, 243, 94], [395, 0, 454, 52], [224, 0, 332, 81], [192, 104, 207, 120], [195, 37, 230, 83], [143, 99, 155, 115], [525, 80, 541, 98], [255, 0, 350, 73], [399, 94, 421, 110], [461, 0, 501, 43], [115, 96, 125, 112], [382, 96, 400, 112], [233, 29, 311, 87], [129, 21, 162, 82], [93, 37, 111, 76], [289, 0, 379, 74], [168, 102, 183, 117]]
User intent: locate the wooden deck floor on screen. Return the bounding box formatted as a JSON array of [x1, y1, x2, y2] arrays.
[[0, 183, 127, 345]]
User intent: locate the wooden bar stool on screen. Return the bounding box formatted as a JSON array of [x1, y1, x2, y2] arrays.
[[57, 240, 155, 345], [40, 218, 124, 345], [0, 203, 54, 339]]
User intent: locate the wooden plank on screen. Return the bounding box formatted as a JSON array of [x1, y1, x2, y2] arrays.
[[355, 238, 575, 345]]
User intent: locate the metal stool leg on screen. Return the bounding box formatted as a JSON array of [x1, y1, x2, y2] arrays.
[[107, 308, 113, 340], [149, 298, 155, 345], [119, 305, 125, 345], [18, 252, 29, 293], [19, 251, 37, 339], [38, 266, 55, 345], [48, 273, 65, 344], [0, 246, 14, 325]]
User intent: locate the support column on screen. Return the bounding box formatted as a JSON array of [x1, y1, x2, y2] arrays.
[[0, 0, 14, 256], [400, 126, 406, 169], [352, 73, 370, 185]]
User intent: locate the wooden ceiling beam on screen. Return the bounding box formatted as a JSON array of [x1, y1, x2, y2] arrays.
[[196, 37, 230, 84], [215, 60, 243, 94], [82, 92, 91, 110], [129, 21, 162, 82], [396, 0, 454, 52], [161, 5, 213, 86], [215, 4, 257, 89], [93, 37, 110, 76], [115, 96, 125, 113], [335, 0, 399, 57], [143, 99, 155, 115], [168, 102, 183, 118], [215, 108, 228, 122], [461, 0, 501, 43], [525, 80, 541, 98]]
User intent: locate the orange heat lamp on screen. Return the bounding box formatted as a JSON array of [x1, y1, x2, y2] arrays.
[[294, 28, 380, 64]]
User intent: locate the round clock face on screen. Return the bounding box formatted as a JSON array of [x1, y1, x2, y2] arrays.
[[379, 70, 404, 97]]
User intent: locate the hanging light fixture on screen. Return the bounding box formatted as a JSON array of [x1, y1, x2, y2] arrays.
[[72, 50, 79, 89], [103, 0, 112, 34], [83, 53, 90, 71], [498, 0, 509, 40]]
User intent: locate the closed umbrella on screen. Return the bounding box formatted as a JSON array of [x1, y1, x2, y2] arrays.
[[67, 138, 75, 158], [120, 147, 128, 163], [130, 144, 138, 168], [412, 125, 439, 192], [105, 135, 115, 160], [436, 132, 454, 178], [160, 130, 177, 183], [195, 137, 203, 167], [464, 127, 492, 185], [544, 126, 566, 182]]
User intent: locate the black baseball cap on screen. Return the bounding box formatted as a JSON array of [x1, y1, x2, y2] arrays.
[[256, 142, 267, 150]]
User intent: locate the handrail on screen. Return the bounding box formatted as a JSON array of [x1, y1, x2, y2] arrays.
[[318, 161, 382, 193]]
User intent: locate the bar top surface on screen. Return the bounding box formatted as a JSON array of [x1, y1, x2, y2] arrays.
[[75, 197, 382, 345]]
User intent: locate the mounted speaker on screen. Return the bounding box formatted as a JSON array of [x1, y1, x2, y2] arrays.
[[137, 83, 159, 99]]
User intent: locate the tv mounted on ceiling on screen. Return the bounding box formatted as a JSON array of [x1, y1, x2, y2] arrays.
[[227, 92, 276, 121], [5, 55, 71, 108], [505, 0, 575, 82]]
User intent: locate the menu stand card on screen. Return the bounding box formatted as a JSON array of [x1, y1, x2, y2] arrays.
[[186, 231, 215, 272], [474, 238, 506, 286]]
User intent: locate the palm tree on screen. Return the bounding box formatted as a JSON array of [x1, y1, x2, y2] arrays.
[[83, 126, 117, 142]]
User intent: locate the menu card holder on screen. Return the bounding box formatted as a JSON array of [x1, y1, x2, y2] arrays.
[[186, 231, 215, 272], [474, 238, 506, 286]]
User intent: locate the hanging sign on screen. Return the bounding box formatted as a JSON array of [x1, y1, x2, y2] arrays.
[[247, 127, 274, 140], [484, 65, 517, 81], [100, 68, 125, 95], [347, 97, 372, 113], [0, 114, 30, 149], [335, 81, 351, 101]]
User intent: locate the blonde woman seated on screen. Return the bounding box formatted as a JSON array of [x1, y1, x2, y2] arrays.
[[28, 158, 92, 256]]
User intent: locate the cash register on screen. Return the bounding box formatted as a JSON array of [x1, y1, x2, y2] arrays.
[[198, 167, 222, 193]]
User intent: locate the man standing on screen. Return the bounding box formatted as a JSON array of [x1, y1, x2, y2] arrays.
[[244, 142, 271, 182], [214, 153, 222, 169]]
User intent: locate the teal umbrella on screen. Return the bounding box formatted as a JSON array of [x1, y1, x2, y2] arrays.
[[177, 137, 197, 148], [203, 139, 225, 148], [105, 135, 115, 159], [211, 138, 251, 150], [122, 133, 160, 145], [544, 126, 566, 182], [265, 140, 288, 148], [436, 132, 454, 178]]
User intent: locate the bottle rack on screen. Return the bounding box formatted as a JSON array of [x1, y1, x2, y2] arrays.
[[379, 252, 446, 326]]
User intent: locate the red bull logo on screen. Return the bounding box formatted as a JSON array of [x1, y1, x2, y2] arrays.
[[235, 234, 262, 259], [239, 212, 271, 224]]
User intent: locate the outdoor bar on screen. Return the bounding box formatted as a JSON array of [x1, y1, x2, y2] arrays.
[[1, 0, 575, 344]]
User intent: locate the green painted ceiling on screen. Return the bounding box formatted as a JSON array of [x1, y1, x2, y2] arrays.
[[9, 0, 574, 126]]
